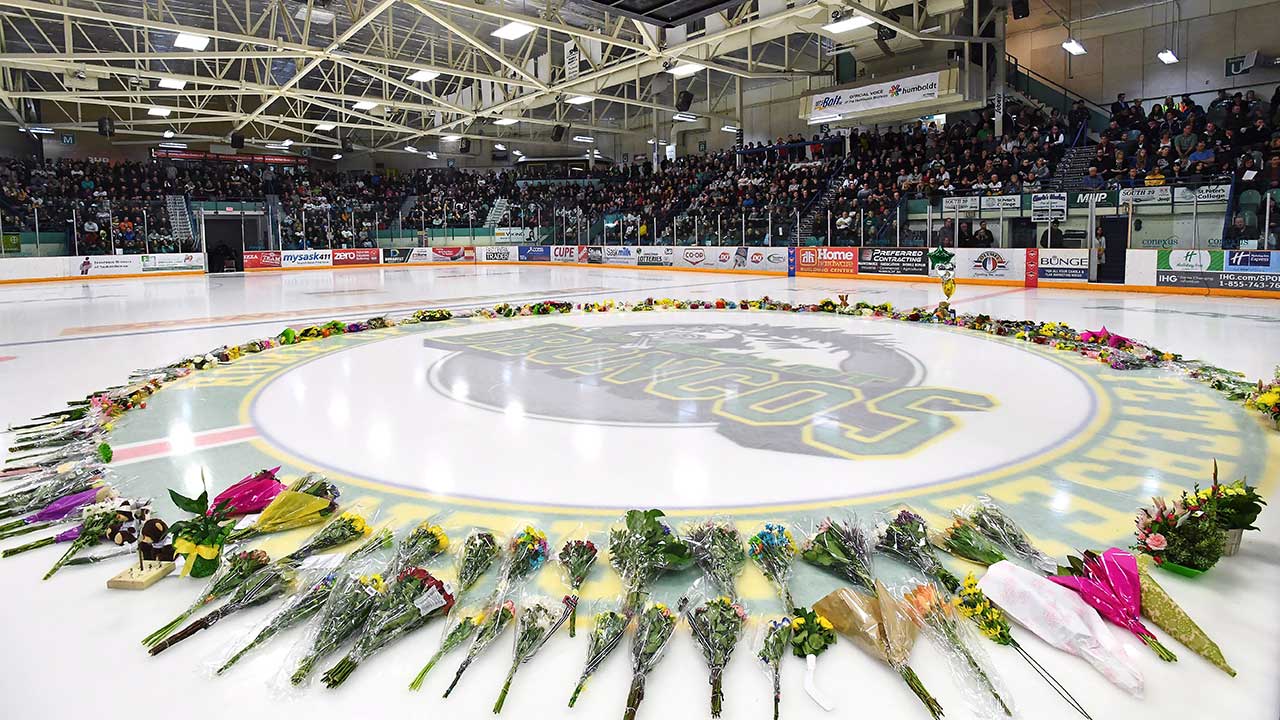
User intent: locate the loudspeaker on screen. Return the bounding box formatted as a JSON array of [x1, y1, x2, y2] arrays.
[[676, 90, 693, 112], [551, 124, 566, 142], [341, 137, 354, 153], [230, 133, 245, 149], [97, 117, 115, 137], [460, 138, 472, 154], [1010, 0, 1029, 19]]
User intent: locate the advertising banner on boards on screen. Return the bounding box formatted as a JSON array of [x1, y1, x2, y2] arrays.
[[857, 247, 928, 275]]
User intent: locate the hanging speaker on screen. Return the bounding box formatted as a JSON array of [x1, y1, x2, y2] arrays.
[[1010, 0, 1029, 19], [230, 133, 245, 149], [460, 138, 472, 154], [551, 124, 566, 142], [97, 117, 115, 137], [676, 91, 693, 112], [341, 137, 354, 152]]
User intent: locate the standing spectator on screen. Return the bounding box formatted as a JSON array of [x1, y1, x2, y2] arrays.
[[973, 220, 995, 248], [1111, 93, 1128, 118]]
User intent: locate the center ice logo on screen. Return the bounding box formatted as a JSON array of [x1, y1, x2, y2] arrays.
[[423, 322, 995, 459]]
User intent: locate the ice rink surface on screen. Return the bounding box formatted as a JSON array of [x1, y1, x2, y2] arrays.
[[0, 264, 1277, 720]]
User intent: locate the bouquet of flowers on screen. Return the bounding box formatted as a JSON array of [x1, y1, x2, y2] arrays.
[[557, 538, 598, 636], [0, 486, 114, 541], [1135, 554, 1235, 676], [609, 509, 692, 613], [443, 599, 516, 697], [217, 570, 339, 674], [149, 562, 301, 655], [903, 582, 1012, 716], [455, 529, 501, 601], [681, 595, 747, 717], [493, 596, 574, 713], [1133, 493, 1224, 572], [756, 617, 793, 720], [1196, 462, 1266, 532], [934, 517, 1007, 566], [289, 570, 390, 684], [40, 498, 137, 580], [748, 523, 798, 609], [800, 516, 876, 593], [1052, 548, 1178, 662], [276, 510, 371, 567], [321, 567, 455, 688], [980, 560, 1141, 698], [407, 611, 486, 691], [143, 548, 271, 647], [1243, 367, 1279, 426], [685, 521, 748, 600], [168, 484, 237, 578], [0, 466, 102, 521], [210, 467, 285, 516], [387, 519, 449, 575], [789, 606, 836, 711], [814, 582, 944, 720], [568, 608, 629, 707], [624, 602, 679, 720], [877, 509, 962, 594], [957, 496, 1058, 574], [226, 473, 340, 544], [495, 525, 550, 595], [216, 529, 392, 673]]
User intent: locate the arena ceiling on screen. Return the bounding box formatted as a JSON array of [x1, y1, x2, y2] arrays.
[[0, 0, 990, 157]]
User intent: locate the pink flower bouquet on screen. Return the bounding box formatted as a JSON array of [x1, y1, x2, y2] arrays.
[[1051, 548, 1177, 662]]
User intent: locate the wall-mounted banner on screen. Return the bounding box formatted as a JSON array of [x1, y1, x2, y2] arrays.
[[518, 245, 550, 262], [431, 247, 474, 263], [140, 253, 204, 272], [476, 246, 517, 262], [550, 245, 581, 263], [1119, 186, 1171, 205], [243, 251, 281, 269], [980, 195, 1021, 210], [1037, 248, 1090, 280], [281, 249, 332, 268], [955, 248, 1023, 280], [1032, 192, 1068, 222], [808, 71, 940, 118], [637, 246, 675, 267], [332, 248, 382, 266], [857, 247, 928, 276], [941, 196, 980, 212], [600, 246, 638, 266], [794, 246, 858, 275]]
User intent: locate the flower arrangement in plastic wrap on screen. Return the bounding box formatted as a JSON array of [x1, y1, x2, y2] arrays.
[[1133, 492, 1224, 576], [609, 509, 693, 613], [1052, 548, 1178, 662], [167, 485, 236, 579], [1243, 366, 1280, 426], [748, 522, 798, 610], [680, 593, 748, 718]]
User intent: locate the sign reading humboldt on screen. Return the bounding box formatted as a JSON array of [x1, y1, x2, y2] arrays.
[[857, 247, 927, 276], [422, 321, 994, 459], [809, 71, 941, 118]]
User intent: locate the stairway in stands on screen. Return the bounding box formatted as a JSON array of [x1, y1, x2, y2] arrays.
[[1047, 145, 1095, 191], [484, 198, 509, 227], [791, 170, 844, 245], [165, 195, 197, 250]]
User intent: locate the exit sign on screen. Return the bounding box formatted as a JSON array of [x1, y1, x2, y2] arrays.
[[60, 133, 75, 145]]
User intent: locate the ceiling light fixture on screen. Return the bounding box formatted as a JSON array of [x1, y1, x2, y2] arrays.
[[407, 69, 441, 82], [24, 126, 54, 135], [666, 62, 704, 77], [565, 95, 593, 105], [721, 124, 740, 133], [314, 123, 336, 131], [163, 129, 175, 138], [331, 153, 343, 160], [173, 33, 210, 51], [1061, 38, 1086, 55], [441, 134, 461, 142], [821, 15, 873, 33], [1157, 48, 1178, 64], [673, 112, 697, 121], [405, 145, 418, 153], [158, 142, 187, 149], [426, 151, 438, 159], [493, 118, 519, 126], [157, 78, 188, 90], [495, 143, 507, 150], [147, 107, 172, 117], [491, 21, 535, 40], [352, 100, 378, 110], [572, 135, 594, 143]]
